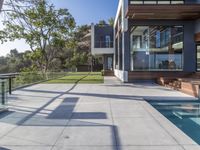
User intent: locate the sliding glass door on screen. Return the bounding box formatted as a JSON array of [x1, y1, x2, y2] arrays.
[[197, 44, 200, 71]]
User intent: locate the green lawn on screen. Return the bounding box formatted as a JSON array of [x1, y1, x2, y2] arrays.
[[45, 72, 104, 84]]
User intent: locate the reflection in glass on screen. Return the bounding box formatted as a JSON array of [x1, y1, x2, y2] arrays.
[[130, 25, 183, 71], [197, 45, 200, 71]]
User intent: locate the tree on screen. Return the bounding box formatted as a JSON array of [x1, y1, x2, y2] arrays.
[[108, 17, 114, 26], [54, 25, 91, 71], [0, 0, 75, 76], [0, 49, 33, 73], [98, 20, 107, 26]]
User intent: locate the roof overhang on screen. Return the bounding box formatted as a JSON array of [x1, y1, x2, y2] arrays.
[[126, 4, 200, 20]]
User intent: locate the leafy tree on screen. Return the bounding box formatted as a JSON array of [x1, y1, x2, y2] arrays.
[[0, 49, 33, 73], [53, 25, 91, 71], [0, 0, 75, 76], [108, 17, 114, 26], [98, 20, 107, 27], [0, 0, 4, 11]]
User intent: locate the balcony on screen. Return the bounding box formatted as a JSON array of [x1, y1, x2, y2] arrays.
[[95, 41, 114, 48], [92, 41, 114, 55], [127, 0, 200, 20]]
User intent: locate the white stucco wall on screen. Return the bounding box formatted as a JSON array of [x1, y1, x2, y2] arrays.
[[114, 69, 128, 82], [114, 0, 128, 32], [91, 48, 115, 55]]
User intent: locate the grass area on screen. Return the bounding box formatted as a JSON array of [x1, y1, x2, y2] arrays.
[[45, 72, 104, 84]]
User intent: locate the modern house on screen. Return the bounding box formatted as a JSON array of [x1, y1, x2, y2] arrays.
[[91, 24, 115, 72], [91, 0, 200, 82]]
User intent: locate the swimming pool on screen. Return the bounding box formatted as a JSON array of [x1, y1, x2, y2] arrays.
[[150, 100, 200, 145]]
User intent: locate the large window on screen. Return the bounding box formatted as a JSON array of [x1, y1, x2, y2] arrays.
[[130, 25, 183, 71], [105, 35, 111, 48], [197, 45, 200, 71]]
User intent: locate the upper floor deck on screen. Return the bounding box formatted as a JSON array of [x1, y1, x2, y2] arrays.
[[126, 0, 200, 20], [129, 0, 200, 5]]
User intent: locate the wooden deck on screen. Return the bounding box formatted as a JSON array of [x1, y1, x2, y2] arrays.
[[126, 71, 200, 97], [104, 70, 114, 76], [128, 71, 192, 81], [156, 74, 200, 98]]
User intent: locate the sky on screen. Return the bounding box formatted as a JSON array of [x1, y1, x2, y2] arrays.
[[0, 0, 119, 56]]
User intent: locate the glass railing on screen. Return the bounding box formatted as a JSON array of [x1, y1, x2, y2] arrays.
[[0, 72, 68, 110], [11, 72, 68, 90], [129, 0, 185, 5], [0, 80, 7, 110], [95, 41, 114, 48]]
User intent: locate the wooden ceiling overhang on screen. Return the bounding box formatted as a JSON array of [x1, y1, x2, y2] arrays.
[[126, 5, 200, 20]]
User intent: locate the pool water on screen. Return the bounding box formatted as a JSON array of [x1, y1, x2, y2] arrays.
[[150, 100, 200, 144]]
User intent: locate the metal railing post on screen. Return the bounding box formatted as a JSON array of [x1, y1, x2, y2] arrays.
[[0, 80, 6, 105], [1, 80, 5, 105], [9, 78, 12, 95]]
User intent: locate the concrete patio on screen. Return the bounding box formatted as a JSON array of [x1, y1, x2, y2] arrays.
[[0, 77, 199, 150]]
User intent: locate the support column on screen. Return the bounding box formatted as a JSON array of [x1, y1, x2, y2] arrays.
[[9, 78, 12, 95], [122, 31, 130, 71], [184, 21, 196, 72], [118, 34, 121, 70]]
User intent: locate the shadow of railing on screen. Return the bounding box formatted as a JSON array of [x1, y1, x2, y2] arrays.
[[0, 147, 11, 150], [0, 87, 120, 150]]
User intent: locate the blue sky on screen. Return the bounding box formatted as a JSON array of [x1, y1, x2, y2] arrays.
[[52, 0, 119, 25], [0, 0, 119, 56]]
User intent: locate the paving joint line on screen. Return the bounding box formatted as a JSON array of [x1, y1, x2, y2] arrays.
[[107, 85, 119, 150], [141, 100, 187, 150], [50, 78, 89, 150]]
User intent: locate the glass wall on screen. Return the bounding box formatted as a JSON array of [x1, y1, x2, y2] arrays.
[[197, 45, 200, 71], [130, 25, 183, 71]]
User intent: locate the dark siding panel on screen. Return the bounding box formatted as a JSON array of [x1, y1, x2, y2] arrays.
[[185, 0, 200, 4], [94, 26, 113, 48]]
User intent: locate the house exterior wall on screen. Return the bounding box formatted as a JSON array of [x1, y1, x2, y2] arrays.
[[108, 0, 200, 81], [91, 24, 114, 55], [94, 26, 113, 48]]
